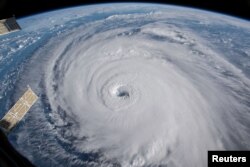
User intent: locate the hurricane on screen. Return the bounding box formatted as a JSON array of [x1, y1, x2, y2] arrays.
[[1, 3, 250, 167]]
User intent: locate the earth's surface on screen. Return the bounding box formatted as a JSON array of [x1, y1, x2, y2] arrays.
[[0, 3, 250, 167]]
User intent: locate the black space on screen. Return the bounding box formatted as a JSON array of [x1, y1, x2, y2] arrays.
[[0, 0, 250, 20]]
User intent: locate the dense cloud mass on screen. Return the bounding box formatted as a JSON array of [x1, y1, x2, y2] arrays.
[[0, 4, 250, 167]]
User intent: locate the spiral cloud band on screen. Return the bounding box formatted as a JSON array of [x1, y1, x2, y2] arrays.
[[3, 4, 250, 167]]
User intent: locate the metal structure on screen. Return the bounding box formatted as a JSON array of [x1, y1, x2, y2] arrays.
[[0, 17, 21, 35], [0, 87, 38, 132]]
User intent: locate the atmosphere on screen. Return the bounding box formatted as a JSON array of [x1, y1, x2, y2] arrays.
[[1, 0, 250, 20]]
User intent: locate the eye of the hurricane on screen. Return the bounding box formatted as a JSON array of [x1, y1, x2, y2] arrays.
[[100, 83, 140, 111], [114, 86, 130, 98]]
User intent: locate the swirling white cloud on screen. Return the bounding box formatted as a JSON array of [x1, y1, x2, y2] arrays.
[[2, 4, 250, 167]]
